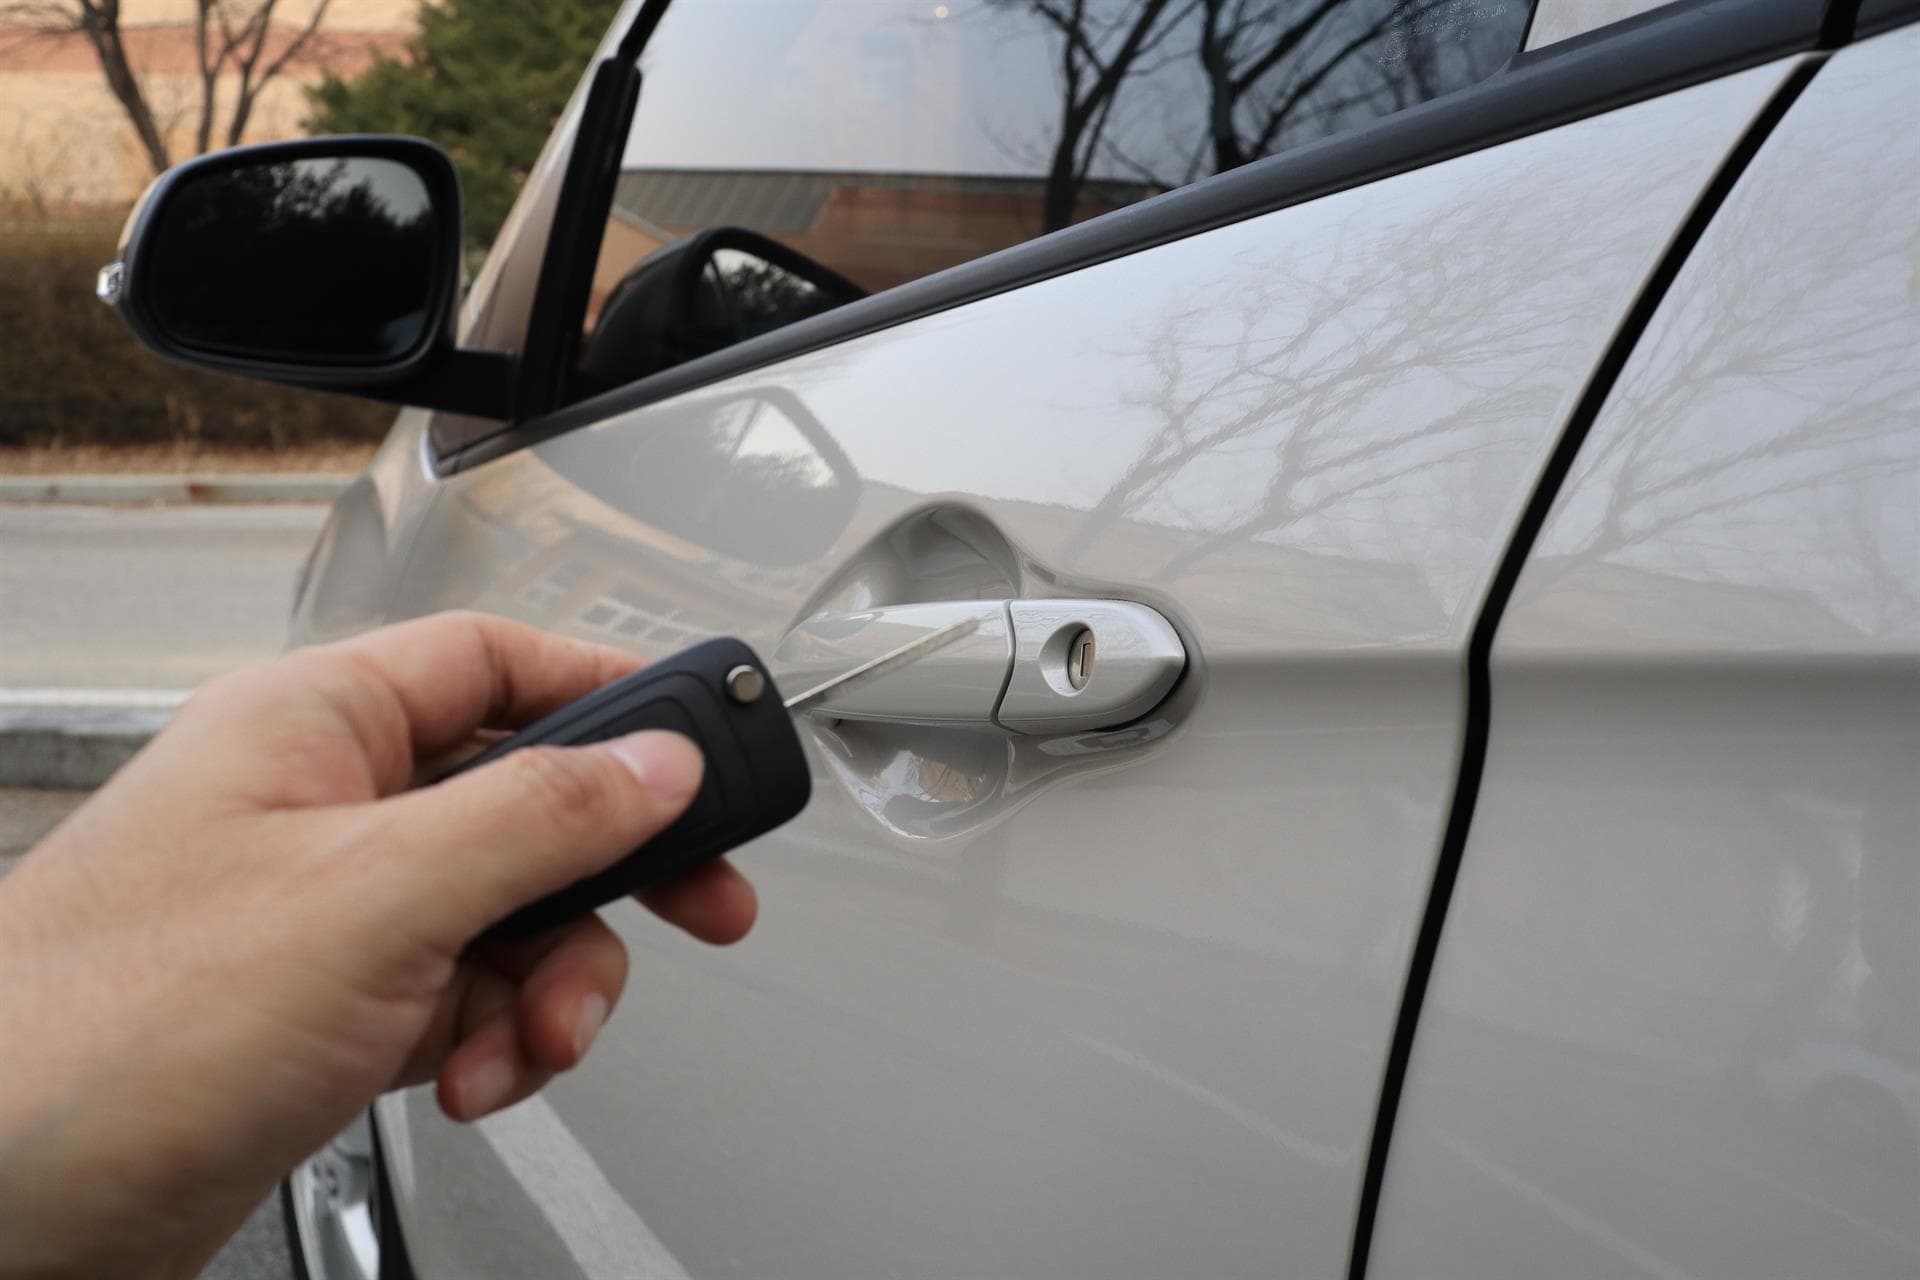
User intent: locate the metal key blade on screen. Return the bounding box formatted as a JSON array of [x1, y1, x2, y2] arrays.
[[782, 617, 979, 714]]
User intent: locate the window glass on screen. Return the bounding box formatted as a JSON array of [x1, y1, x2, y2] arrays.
[[1525, 0, 1669, 49], [577, 0, 1532, 393]]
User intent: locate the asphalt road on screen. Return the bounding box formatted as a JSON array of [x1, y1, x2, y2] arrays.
[[0, 503, 328, 689], [1, 787, 291, 1279]]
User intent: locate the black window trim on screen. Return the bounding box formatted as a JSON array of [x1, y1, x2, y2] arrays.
[[497, 0, 675, 423], [509, 57, 642, 424], [1856, 0, 1920, 34], [441, 0, 1845, 474]]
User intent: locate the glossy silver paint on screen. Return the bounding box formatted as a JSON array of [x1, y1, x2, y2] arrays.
[[997, 600, 1185, 733], [286, 408, 436, 647], [773, 599, 1184, 732], [1372, 28, 1920, 1279], [776, 601, 1016, 724], [340, 63, 1801, 1279]]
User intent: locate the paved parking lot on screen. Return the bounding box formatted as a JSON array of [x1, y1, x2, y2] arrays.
[[0, 502, 326, 689]]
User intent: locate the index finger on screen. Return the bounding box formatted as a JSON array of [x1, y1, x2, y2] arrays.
[[312, 611, 647, 771]]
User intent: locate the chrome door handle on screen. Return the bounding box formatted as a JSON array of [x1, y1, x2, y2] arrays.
[[774, 599, 1185, 734]]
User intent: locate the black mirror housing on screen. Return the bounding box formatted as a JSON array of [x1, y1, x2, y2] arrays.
[[101, 136, 512, 419], [578, 226, 866, 397]]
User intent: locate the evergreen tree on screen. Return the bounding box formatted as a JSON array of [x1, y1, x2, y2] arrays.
[[307, 0, 621, 252]]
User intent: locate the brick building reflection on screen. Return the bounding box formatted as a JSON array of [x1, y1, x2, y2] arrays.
[[587, 168, 1158, 321]]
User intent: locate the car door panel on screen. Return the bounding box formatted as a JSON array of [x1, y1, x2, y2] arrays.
[[376, 60, 1803, 1280], [1370, 26, 1920, 1279]]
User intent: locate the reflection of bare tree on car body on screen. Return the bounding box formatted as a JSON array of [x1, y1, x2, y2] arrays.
[[1051, 110, 1707, 628], [1522, 110, 1920, 642]]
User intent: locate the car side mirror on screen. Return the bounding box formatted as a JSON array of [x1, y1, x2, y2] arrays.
[[579, 227, 866, 396], [99, 136, 511, 418]]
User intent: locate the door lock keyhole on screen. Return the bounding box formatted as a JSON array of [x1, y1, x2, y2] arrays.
[[1066, 628, 1095, 690]]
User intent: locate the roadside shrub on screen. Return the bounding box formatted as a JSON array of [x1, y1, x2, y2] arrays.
[[0, 217, 395, 449]]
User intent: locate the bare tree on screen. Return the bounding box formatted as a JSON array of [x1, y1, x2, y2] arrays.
[[1195, 0, 1460, 170], [990, 0, 1196, 232], [1049, 114, 1676, 586], [1, 0, 336, 176], [1197, 0, 1339, 171], [997, 0, 1527, 225], [1520, 128, 1920, 638]]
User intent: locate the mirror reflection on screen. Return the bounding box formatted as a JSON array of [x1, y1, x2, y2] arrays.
[[696, 247, 852, 343], [563, 389, 859, 568], [145, 156, 437, 363], [580, 230, 864, 391]]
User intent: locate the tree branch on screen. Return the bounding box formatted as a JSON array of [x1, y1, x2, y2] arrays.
[[64, 0, 173, 174], [228, 0, 330, 145], [193, 1, 220, 154], [1229, 0, 1343, 95], [1245, 4, 1413, 158]]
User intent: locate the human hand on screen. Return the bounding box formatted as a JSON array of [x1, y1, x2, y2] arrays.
[[0, 612, 756, 1280]]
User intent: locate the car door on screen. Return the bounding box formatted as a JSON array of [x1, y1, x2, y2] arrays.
[[1369, 19, 1920, 1279], [358, 2, 1841, 1275]]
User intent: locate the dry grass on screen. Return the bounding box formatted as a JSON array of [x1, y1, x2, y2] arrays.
[[0, 441, 378, 474], [2, 218, 395, 450]]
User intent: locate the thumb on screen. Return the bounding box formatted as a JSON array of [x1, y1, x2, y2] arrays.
[[357, 730, 705, 947]]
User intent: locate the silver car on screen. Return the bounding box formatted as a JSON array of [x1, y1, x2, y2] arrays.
[[105, 0, 1917, 1275]]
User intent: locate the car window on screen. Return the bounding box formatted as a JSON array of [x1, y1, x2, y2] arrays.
[[570, 0, 1534, 398], [1525, 0, 1671, 49]]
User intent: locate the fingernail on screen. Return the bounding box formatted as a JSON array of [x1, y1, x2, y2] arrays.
[[573, 993, 609, 1059], [456, 1054, 515, 1119], [605, 730, 703, 803]]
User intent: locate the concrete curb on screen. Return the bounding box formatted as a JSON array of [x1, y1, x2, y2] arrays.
[[0, 690, 185, 789], [0, 473, 352, 504]]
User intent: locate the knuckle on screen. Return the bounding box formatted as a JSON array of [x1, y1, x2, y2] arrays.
[[507, 745, 614, 833], [170, 657, 296, 733], [171, 676, 232, 728], [441, 608, 509, 644], [180, 659, 269, 713], [435, 608, 494, 644]]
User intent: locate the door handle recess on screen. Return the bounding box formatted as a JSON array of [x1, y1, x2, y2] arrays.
[[774, 599, 1185, 734]]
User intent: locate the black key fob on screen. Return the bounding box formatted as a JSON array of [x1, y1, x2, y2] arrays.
[[449, 637, 810, 938]]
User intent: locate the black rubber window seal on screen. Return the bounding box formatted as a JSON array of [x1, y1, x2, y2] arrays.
[[1855, 0, 1920, 34], [1342, 56, 1827, 1280], [441, 0, 1834, 473]]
